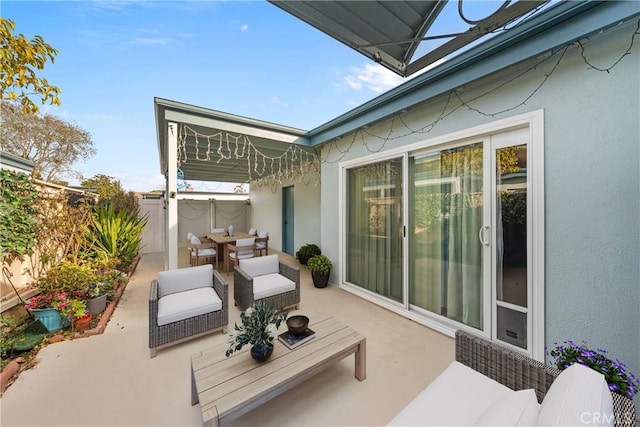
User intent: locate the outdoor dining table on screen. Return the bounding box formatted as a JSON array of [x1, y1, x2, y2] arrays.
[[206, 231, 253, 272]]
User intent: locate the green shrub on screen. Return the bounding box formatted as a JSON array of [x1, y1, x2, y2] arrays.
[[36, 259, 96, 294], [0, 170, 39, 264], [307, 255, 332, 275], [295, 243, 321, 265]]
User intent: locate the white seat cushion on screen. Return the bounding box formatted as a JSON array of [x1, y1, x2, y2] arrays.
[[230, 251, 254, 260], [239, 255, 279, 277], [253, 273, 296, 300], [387, 361, 513, 426], [157, 287, 222, 326], [157, 264, 213, 298], [537, 363, 614, 427], [192, 248, 216, 257], [474, 389, 540, 426]]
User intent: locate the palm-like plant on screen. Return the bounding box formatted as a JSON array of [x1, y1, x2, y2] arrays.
[[89, 203, 147, 267]]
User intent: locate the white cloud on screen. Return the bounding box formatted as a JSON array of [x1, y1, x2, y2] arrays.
[[130, 37, 170, 46], [340, 63, 405, 94], [271, 96, 289, 108], [240, 23, 248, 32], [338, 58, 448, 94]]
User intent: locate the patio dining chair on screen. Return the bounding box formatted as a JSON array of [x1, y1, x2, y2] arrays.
[[188, 233, 217, 269], [255, 231, 269, 256], [227, 237, 256, 270]]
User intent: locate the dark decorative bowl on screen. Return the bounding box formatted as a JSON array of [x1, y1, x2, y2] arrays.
[[286, 315, 309, 335]]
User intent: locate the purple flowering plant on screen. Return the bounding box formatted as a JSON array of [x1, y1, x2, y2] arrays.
[[550, 340, 640, 400]]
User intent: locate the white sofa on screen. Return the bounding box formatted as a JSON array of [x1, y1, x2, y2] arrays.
[[388, 331, 636, 427], [148, 264, 228, 358]]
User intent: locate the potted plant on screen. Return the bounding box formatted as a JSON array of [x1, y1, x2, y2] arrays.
[[84, 280, 114, 316], [60, 298, 91, 333], [307, 255, 332, 288], [225, 300, 288, 362], [295, 243, 321, 265], [550, 340, 640, 399], [24, 292, 72, 332]]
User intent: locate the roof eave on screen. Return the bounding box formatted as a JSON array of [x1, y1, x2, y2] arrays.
[[307, 0, 640, 145]]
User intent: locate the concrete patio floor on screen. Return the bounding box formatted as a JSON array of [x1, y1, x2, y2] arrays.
[[0, 251, 454, 427]]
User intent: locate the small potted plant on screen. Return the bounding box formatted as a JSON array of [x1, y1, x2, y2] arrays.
[[295, 243, 321, 266], [307, 255, 332, 288], [225, 300, 288, 362], [60, 298, 91, 333], [84, 281, 114, 316]]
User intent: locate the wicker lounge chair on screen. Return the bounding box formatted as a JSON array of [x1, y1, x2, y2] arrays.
[[149, 264, 228, 358], [454, 330, 636, 427], [233, 254, 300, 311], [390, 330, 636, 426]]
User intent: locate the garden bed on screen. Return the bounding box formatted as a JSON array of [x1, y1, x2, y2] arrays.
[[0, 255, 140, 395]]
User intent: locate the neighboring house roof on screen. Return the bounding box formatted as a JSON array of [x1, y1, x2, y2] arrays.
[[0, 150, 36, 174], [155, 0, 640, 184], [268, 0, 551, 77]]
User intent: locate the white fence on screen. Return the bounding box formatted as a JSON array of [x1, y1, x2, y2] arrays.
[[138, 197, 251, 254]]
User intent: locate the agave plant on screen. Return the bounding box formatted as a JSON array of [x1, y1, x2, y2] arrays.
[[89, 203, 147, 267]]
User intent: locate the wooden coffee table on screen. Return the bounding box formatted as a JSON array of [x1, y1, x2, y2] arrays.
[[190, 312, 366, 427]]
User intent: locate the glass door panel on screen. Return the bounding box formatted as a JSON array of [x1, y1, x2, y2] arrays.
[[494, 142, 528, 349], [346, 159, 403, 302], [409, 143, 484, 329]]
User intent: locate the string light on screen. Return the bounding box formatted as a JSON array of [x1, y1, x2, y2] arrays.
[[321, 18, 639, 164], [175, 19, 638, 184], [177, 124, 320, 189]]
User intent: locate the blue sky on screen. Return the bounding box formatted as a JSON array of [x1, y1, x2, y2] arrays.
[[3, 1, 532, 192]]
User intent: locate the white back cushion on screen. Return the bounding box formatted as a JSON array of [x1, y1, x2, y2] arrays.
[[248, 228, 257, 235], [258, 230, 269, 238], [537, 363, 614, 427], [157, 264, 213, 298], [475, 389, 539, 426], [190, 235, 202, 245], [239, 254, 279, 277]]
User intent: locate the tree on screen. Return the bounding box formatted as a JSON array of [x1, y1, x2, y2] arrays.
[[82, 174, 125, 200], [81, 174, 138, 215], [0, 101, 95, 182], [0, 18, 61, 114]]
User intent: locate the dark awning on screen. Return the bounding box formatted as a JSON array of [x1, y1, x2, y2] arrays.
[[269, 0, 549, 77]]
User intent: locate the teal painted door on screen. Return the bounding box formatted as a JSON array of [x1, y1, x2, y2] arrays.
[[282, 186, 294, 255]]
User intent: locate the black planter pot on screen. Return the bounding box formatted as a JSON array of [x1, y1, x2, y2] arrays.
[[250, 344, 274, 362], [311, 271, 329, 288]]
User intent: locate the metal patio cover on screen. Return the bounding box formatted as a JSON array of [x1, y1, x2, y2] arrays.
[[269, 0, 548, 77]]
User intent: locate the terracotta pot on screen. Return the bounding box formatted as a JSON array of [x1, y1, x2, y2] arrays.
[[73, 314, 92, 333]]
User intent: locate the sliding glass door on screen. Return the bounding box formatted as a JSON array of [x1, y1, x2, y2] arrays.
[[408, 143, 484, 329], [346, 158, 403, 302], [342, 122, 538, 356]]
